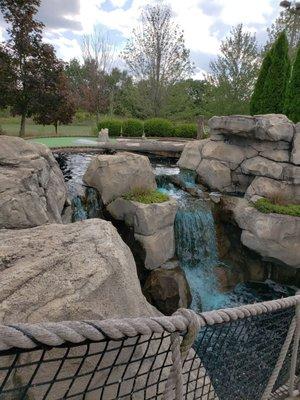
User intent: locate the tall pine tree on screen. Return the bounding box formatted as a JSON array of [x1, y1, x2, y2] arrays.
[[250, 49, 273, 115], [261, 32, 291, 114], [285, 46, 300, 123]]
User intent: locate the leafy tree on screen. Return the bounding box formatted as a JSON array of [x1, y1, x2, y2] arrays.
[[122, 3, 193, 117], [34, 46, 75, 134], [261, 32, 291, 114], [204, 24, 260, 116], [0, 44, 15, 109], [285, 45, 300, 123], [250, 49, 273, 115], [267, 7, 300, 58], [0, 0, 45, 136]]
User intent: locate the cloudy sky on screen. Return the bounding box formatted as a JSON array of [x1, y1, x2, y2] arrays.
[[0, 0, 281, 76]]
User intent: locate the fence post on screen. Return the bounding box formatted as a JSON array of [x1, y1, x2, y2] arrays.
[[288, 298, 300, 397]]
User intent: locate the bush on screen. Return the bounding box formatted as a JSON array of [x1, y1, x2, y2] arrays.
[[122, 119, 144, 137], [97, 118, 122, 137], [174, 123, 197, 138], [253, 198, 300, 217], [144, 118, 175, 137], [123, 188, 169, 204]]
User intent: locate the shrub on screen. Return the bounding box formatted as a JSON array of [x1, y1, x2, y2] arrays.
[[144, 118, 175, 137], [123, 188, 169, 204], [253, 198, 300, 217], [285, 45, 300, 123], [174, 123, 197, 138], [97, 118, 122, 137], [122, 119, 144, 137]]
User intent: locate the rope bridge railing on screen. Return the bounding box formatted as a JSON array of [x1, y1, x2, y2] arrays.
[[0, 295, 300, 400]]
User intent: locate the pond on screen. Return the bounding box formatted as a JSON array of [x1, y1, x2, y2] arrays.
[[54, 151, 296, 311]]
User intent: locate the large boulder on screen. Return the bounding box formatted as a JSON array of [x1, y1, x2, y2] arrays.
[[83, 152, 157, 205], [245, 176, 300, 203], [143, 263, 192, 315], [209, 114, 295, 142], [107, 197, 178, 236], [197, 159, 232, 192], [241, 156, 284, 180], [201, 140, 257, 170], [177, 139, 209, 170], [0, 136, 67, 229], [232, 199, 300, 268], [0, 219, 155, 323]]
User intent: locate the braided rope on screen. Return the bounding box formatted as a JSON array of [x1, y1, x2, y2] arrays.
[[1, 295, 300, 351]]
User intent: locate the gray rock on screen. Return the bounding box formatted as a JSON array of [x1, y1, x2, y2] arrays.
[[83, 152, 157, 205], [283, 164, 300, 184], [291, 123, 300, 165], [98, 128, 109, 142], [107, 197, 178, 236], [143, 266, 192, 315], [209, 114, 295, 142], [135, 226, 175, 270], [0, 136, 67, 229], [201, 140, 257, 170], [259, 149, 290, 162], [255, 114, 295, 142], [197, 159, 232, 192], [241, 156, 284, 180], [245, 176, 300, 203], [209, 192, 222, 204], [232, 199, 300, 268], [0, 219, 156, 323], [177, 139, 209, 170]]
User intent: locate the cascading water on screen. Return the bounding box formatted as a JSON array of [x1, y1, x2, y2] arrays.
[[157, 170, 229, 311]]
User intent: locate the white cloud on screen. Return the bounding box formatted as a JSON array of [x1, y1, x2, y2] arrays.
[[110, 0, 128, 7], [44, 32, 82, 60]]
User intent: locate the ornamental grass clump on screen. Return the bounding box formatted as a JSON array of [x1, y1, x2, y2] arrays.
[[123, 188, 169, 204], [254, 198, 300, 217]]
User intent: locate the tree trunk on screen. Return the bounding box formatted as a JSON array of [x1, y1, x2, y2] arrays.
[[55, 122, 58, 135], [19, 113, 26, 138], [197, 116, 205, 140]]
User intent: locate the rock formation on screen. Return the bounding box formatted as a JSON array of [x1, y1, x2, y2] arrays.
[[178, 114, 300, 270], [108, 197, 178, 269], [0, 219, 156, 323], [0, 135, 68, 229], [83, 152, 157, 204]]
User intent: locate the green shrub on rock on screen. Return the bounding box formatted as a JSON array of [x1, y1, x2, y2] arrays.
[[123, 188, 169, 204], [122, 119, 144, 137], [97, 119, 122, 137], [174, 123, 197, 138], [144, 118, 175, 137], [254, 198, 300, 217], [285, 45, 300, 123]]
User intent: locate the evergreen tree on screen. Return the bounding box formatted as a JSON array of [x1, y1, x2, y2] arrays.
[[285, 46, 300, 123], [250, 49, 273, 115], [261, 32, 291, 114]]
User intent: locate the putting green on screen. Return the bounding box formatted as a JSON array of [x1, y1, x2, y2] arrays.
[[29, 136, 99, 148]]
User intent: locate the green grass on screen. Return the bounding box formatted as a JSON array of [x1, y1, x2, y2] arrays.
[[123, 189, 170, 204], [29, 136, 99, 148], [254, 198, 300, 217]]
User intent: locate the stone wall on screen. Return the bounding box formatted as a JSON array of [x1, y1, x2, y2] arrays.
[[179, 115, 300, 202], [178, 115, 300, 270]]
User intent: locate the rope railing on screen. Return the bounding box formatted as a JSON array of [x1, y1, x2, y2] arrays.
[[0, 295, 300, 399]]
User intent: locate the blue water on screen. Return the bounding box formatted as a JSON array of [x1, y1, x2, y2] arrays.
[[157, 171, 230, 311]]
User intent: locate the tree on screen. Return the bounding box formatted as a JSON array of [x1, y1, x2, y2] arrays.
[[122, 3, 193, 117], [0, 44, 16, 109], [34, 46, 75, 134], [204, 24, 260, 116], [261, 32, 291, 114], [267, 7, 300, 58], [285, 45, 300, 123], [250, 49, 273, 115], [0, 0, 45, 136]]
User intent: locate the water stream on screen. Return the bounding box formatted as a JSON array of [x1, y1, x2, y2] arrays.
[[55, 152, 296, 311]]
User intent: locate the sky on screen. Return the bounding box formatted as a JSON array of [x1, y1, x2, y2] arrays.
[[0, 0, 281, 77]]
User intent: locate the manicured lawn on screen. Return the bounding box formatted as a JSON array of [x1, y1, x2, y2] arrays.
[[29, 136, 99, 148]]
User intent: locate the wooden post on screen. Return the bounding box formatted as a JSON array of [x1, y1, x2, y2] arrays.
[[197, 116, 205, 140]]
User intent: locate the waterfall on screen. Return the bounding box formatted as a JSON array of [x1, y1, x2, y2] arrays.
[[175, 202, 228, 311], [156, 171, 228, 311], [72, 187, 103, 222]]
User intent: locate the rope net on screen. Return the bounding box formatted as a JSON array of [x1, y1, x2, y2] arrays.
[[0, 303, 298, 400]]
